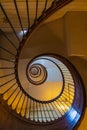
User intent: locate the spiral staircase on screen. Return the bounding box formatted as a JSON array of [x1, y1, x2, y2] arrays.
[[0, 0, 86, 130]]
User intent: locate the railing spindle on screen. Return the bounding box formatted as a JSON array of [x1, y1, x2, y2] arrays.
[[0, 78, 15, 87], [0, 72, 15, 78], [0, 46, 16, 56], [0, 29, 17, 50], [13, 0, 24, 37], [0, 3, 20, 42], [26, 0, 30, 29], [0, 58, 15, 63], [34, 0, 38, 22], [0, 67, 14, 69], [3, 82, 17, 95], [44, 0, 48, 12]]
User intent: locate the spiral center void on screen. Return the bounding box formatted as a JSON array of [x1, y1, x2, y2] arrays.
[[27, 64, 47, 85], [30, 66, 39, 75], [18, 55, 64, 102]]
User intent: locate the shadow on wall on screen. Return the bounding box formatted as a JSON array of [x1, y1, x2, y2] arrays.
[[68, 56, 87, 105], [20, 18, 67, 59]]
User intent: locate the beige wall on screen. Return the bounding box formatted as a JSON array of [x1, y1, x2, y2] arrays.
[[78, 108, 87, 130]]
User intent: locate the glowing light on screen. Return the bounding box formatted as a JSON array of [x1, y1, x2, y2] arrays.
[[19, 30, 27, 36], [67, 107, 80, 123]]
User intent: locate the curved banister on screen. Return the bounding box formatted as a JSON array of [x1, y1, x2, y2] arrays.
[[0, 0, 85, 130]]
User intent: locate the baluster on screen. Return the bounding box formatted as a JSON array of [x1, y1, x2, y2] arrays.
[[0, 3, 20, 42]]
